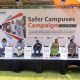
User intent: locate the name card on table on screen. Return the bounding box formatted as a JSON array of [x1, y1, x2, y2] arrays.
[[24, 46, 32, 59], [43, 46, 50, 59], [5, 47, 13, 59], [78, 47, 80, 59], [59, 46, 68, 60]]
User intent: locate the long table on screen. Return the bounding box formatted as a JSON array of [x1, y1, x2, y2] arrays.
[[0, 57, 80, 74]]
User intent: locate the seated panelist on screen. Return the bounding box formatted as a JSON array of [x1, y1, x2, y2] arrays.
[[33, 40, 42, 55], [15, 39, 25, 57], [51, 39, 59, 56], [68, 39, 77, 58], [0, 38, 9, 56]]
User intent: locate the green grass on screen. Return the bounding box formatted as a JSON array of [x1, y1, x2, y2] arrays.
[[0, 69, 80, 80]]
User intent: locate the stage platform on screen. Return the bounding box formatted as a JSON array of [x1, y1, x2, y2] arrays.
[[0, 57, 80, 74]]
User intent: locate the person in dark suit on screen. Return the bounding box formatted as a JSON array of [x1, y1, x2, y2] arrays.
[[33, 40, 42, 55]]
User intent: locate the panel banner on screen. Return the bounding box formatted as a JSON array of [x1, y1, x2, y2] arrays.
[[0, 8, 79, 53]]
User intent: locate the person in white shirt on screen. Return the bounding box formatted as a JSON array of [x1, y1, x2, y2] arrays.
[[15, 21, 24, 37], [15, 39, 25, 57], [10, 20, 16, 35], [0, 38, 9, 56]]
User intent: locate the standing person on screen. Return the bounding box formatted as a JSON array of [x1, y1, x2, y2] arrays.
[[6, 22, 11, 33], [68, 39, 77, 58], [15, 21, 24, 37], [33, 40, 42, 55], [10, 20, 16, 35], [15, 39, 25, 57], [21, 16, 26, 38], [51, 39, 59, 57], [15, 0, 23, 5], [0, 38, 9, 56]]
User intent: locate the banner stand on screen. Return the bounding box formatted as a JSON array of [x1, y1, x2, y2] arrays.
[[59, 46, 68, 60], [5, 47, 13, 59], [24, 46, 32, 59], [78, 47, 80, 60], [43, 46, 50, 59]]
